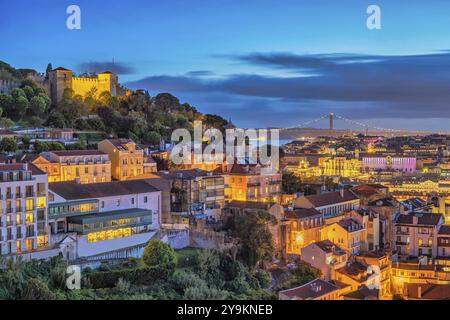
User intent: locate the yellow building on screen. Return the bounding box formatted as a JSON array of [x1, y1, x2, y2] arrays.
[[320, 217, 367, 255], [391, 261, 450, 296], [48, 67, 119, 103], [224, 164, 282, 203], [32, 151, 111, 184], [284, 208, 324, 255], [319, 157, 361, 178], [98, 139, 144, 181]]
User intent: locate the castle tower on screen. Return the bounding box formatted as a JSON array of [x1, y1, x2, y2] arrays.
[[48, 67, 73, 103], [98, 71, 118, 96]]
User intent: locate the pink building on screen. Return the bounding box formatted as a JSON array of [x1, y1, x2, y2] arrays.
[[362, 156, 416, 173]]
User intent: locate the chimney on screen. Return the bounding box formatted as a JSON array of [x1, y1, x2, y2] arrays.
[[418, 286, 422, 299], [23, 162, 28, 171], [340, 188, 345, 198]]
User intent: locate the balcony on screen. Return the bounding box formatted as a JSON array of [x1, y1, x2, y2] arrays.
[[25, 192, 35, 198], [396, 241, 409, 246]]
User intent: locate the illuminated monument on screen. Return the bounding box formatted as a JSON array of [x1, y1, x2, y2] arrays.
[[48, 67, 120, 103]]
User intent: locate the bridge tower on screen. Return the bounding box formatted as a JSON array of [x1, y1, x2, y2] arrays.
[[329, 113, 334, 131]]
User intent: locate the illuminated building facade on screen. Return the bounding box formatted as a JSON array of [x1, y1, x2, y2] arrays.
[[320, 217, 367, 255], [98, 139, 145, 181], [0, 164, 49, 256], [32, 150, 111, 184], [224, 164, 281, 203], [284, 208, 324, 255], [48, 67, 119, 103], [362, 156, 416, 173], [394, 213, 444, 259], [320, 157, 361, 178], [294, 189, 360, 220], [48, 179, 161, 259]]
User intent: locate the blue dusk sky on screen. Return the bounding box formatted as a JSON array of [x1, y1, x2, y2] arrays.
[[1, 0, 450, 130]]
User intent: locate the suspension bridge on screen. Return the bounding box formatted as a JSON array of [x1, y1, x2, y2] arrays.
[[283, 112, 421, 135]]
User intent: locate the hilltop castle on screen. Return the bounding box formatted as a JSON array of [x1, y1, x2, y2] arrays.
[[48, 67, 123, 103], [0, 65, 129, 104]]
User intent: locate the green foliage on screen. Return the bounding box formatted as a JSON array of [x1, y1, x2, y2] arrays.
[[34, 140, 65, 153], [232, 210, 277, 269], [142, 239, 177, 277], [0, 137, 18, 153], [29, 95, 47, 116], [282, 171, 303, 194], [276, 262, 322, 291], [22, 278, 56, 300], [0, 118, 14, 128]]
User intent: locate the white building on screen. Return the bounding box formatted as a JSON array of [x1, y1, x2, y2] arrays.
[[48, 179, 161, 260], [0, 163, 49, 256]]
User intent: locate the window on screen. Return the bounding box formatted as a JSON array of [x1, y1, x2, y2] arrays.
[[131, 198, 135, 205], [101, 201, 105, 209], [116, 199, 120, 207], [144, 196, 148, 203]]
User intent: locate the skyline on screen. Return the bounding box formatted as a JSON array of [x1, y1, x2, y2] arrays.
[[1, 0, 450, 130]]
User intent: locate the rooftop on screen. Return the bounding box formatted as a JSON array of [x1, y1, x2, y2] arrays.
[[49, 180, 160, 200], [302, 190, 358, 208], [227, 201, 276, 210], [51, 150, 107, 157], [285, 208, 322, 220], [279, 279, 341, 300], [395, 213, 443, 226]]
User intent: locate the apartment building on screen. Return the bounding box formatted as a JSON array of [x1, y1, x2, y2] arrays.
[[394, 213, 444, 259], [294, 189, 360, 221], [32, 150, 111, 184], [98, 139, 144, 180], [301, 240, 348, 280], [283, 208, 324, 255], [224, 164, 281, 203], [0, 163, 49, 256], [48, 179, 161, 259], [320, 217, 367, 255]]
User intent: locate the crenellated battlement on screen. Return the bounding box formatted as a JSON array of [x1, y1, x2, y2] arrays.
[[48, 67, 120, 102]]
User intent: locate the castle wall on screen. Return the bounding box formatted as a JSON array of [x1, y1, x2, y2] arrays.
[[0, 79, 21, 94], [72, 77, 102, 98], [49, 69, 120, 103]]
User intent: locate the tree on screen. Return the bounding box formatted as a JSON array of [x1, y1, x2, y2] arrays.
[[45, 63, 53, 79], [0, 137, 18, 153], [0, 118, 14, 129], [0, 93, 13, 116], [34, 140, 49, 153], [282, 171, 303, 194], [22, 278, 55, 300], [29, 96, 47, 116], [11, 96, 28, 121], [46, 111, 67, 128], [142, 239, 177, 273], [233, 210, 277, 268], [22, 85, 35, 101], [28, 116, 44, 128], [143, 131, 161, 146]]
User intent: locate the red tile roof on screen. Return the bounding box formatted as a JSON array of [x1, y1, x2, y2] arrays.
[[279, 279, 340, 300], [285, 208, 322, 220], [303, 190, 359, 207]]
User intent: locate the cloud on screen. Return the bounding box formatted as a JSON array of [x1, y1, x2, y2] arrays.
[[185, 70, 215, 77], [125, 51, 450, 127], [78, 61, 135, 75]]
